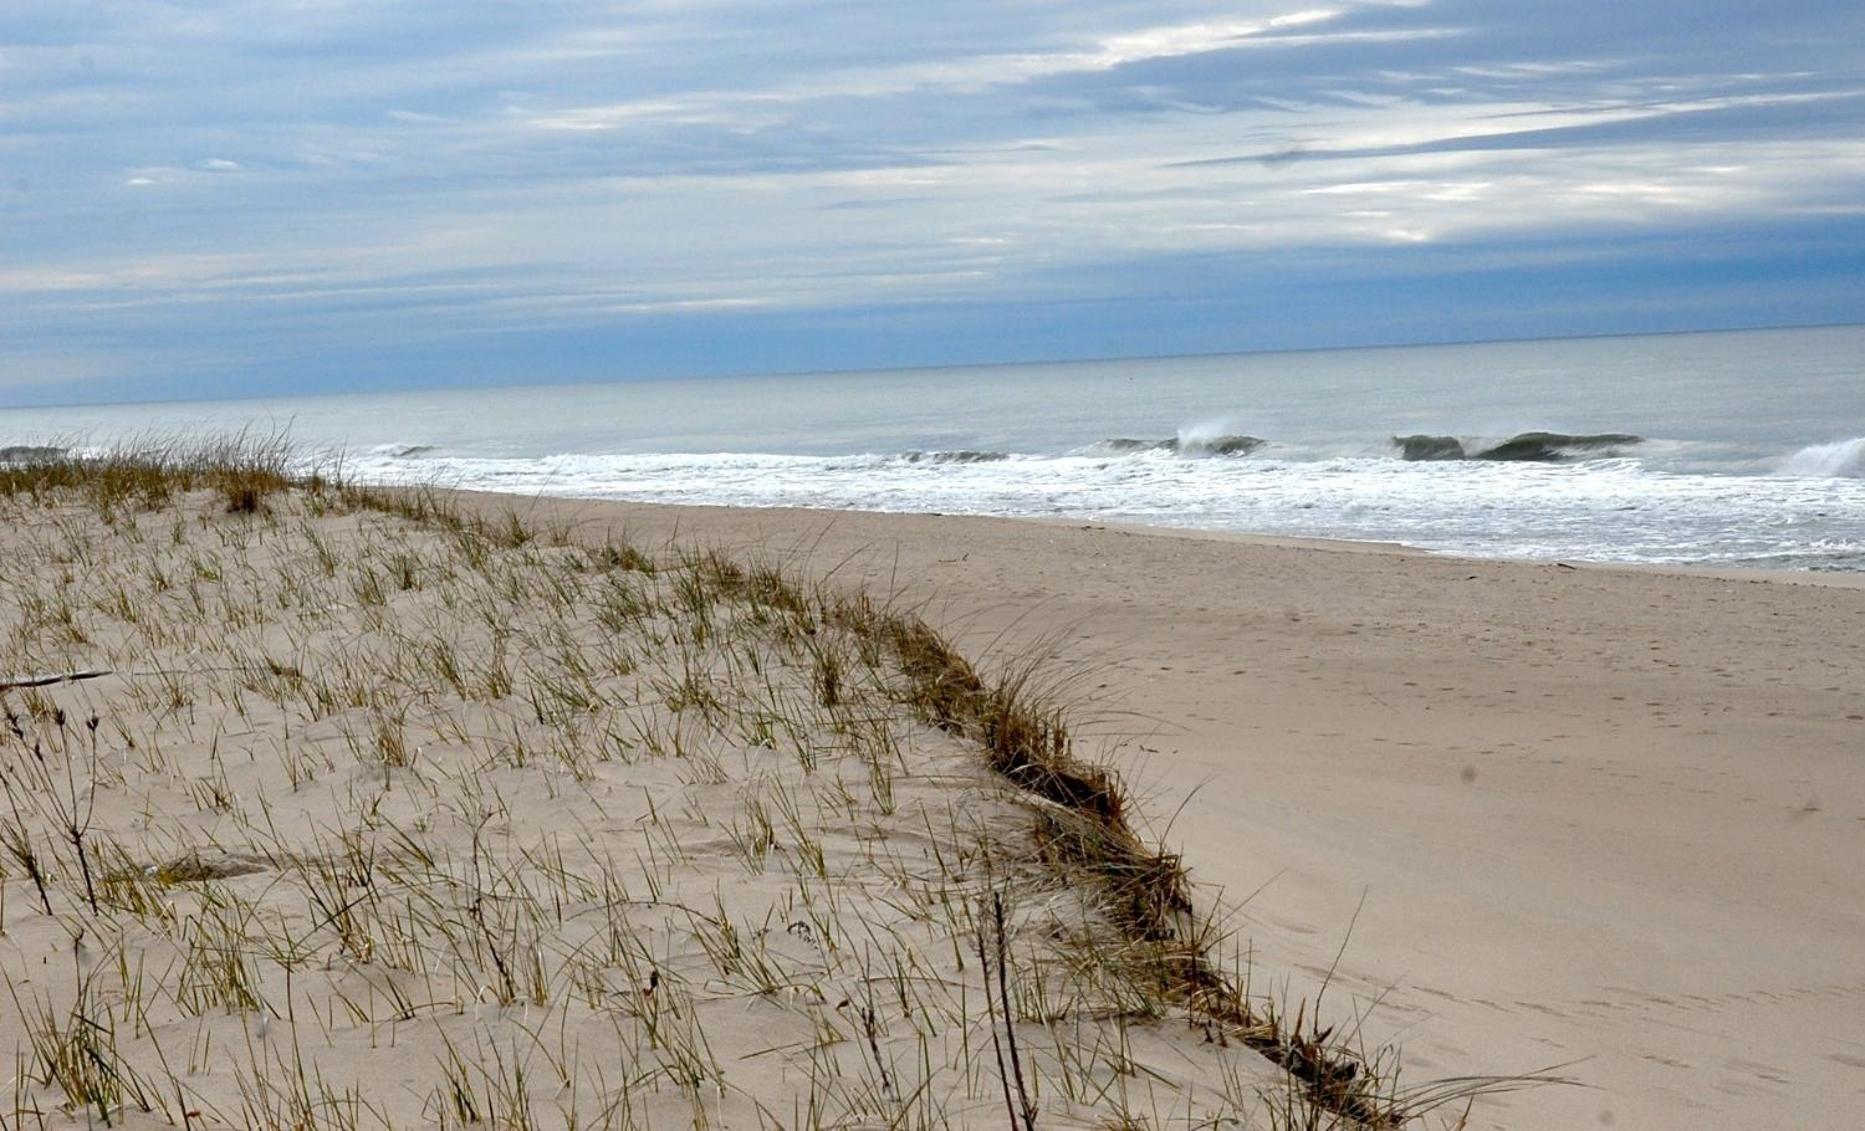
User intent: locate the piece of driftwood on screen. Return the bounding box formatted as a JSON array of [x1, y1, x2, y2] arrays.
[[0, 669, 113, 690]]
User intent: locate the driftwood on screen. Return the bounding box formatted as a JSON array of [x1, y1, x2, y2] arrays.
[[0, 669, 113, 690]]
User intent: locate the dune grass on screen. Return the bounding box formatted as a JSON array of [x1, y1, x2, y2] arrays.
[[0, 442, 1532, 1128]]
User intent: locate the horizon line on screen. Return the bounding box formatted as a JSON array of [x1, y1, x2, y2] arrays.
[[5, 318, 1861, 414]]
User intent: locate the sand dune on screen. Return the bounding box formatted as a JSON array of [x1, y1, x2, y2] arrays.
[[4, 455, 1860, 1127], [2, 468, 1398, 1129], [492, 495, 1865, 1129]]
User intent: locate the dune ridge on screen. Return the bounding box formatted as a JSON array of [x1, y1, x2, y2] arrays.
[[0, 448, 1500, 1128]]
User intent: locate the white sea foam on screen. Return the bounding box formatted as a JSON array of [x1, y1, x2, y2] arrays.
[[5, 325, 1859, 571], [347, 447, 1865, 570], [1777, 437, 1865, 478]]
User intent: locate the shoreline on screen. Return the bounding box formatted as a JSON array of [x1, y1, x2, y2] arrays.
[[454, 486, 1865, 589], [439, 488, 1865, 1129], [1028, 510, 1865, 588]]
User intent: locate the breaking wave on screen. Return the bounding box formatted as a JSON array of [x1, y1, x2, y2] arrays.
[[0, 445, 69, 463], [1777, 437, 1865, 478], [336, 441, 1865, 572], [1084, 434, 1264, 457], [1394, 432, 1645, 462], [899, 449, 1010, 464]]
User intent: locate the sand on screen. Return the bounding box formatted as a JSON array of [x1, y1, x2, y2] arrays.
[[480, 494, 1865, 1129], [3, 468, 1860, 1128], [0, 479, 1304, 1129]]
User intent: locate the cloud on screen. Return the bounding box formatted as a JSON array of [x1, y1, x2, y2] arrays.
[[1, 0, 1861, 400]]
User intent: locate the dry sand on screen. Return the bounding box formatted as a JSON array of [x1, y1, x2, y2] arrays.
[[486, 494, 1865, 1130], [0, 479, 1311, 1130], [3, 467, 1860, 1129]]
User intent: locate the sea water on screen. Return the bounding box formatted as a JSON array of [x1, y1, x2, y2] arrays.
[[3, 325, 1861, 570]]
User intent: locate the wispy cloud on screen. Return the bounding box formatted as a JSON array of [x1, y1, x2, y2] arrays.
[[2, 0, 1861, 401]]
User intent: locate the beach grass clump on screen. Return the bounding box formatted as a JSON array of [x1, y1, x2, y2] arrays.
[[0, 431, 294, 520], [0, 440, 1503, 1128]]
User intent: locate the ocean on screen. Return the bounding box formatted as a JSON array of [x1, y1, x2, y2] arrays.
[[4, 324, 1862, 571]]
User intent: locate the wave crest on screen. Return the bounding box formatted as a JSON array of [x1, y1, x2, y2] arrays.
[[0, 445, 69, 463], [1089, 435, 1263, 457], [1778, 437, 1865, 478], [1393, 432, 1644, 462], [899, 449, 1010, 464]]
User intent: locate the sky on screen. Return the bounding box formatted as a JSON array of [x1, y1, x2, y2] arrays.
[[3, 1, 1863, 406]]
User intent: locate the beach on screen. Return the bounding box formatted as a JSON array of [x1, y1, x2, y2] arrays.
[[488, 492, 1865, 1129], [12, 0, 1865, 1124], [0, 465, 1360, 1129], [1, 459, 1860, 1128]]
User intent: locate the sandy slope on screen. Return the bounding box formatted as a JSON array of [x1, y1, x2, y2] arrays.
[[493, 494, 1865, 1129], [0, 486, 1292, 1128]]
